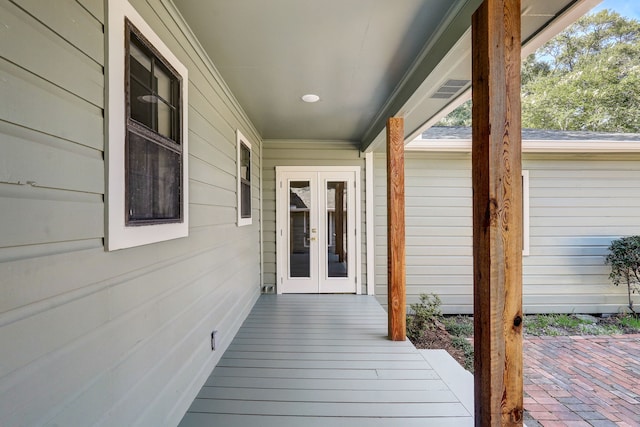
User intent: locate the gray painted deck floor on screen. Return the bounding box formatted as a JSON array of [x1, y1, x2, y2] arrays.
[[179, 295, 473, 426]]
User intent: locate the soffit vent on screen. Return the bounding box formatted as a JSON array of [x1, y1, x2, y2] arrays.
[[430, 79, 471, 99]]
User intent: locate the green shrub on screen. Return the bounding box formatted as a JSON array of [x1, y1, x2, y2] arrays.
[[451, 335, 474, 372], [443, 316, 474, 337], [620, 314, 640, 330], [605, 236, 640, 315], [554, 314, 588, 328], [406, 293, 442, 341]]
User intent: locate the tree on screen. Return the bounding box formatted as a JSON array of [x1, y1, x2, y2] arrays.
[[436, 101, 471, 127], [605, 236, 640, 315], [437, 10, 640, 132]]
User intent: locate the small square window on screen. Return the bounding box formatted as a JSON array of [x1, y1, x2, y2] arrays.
[[237, 130, 252, 226]]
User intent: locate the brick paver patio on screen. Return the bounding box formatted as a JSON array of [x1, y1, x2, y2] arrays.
[[524, 334, 640, 427]]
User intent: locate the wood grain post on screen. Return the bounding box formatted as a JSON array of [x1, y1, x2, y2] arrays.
[[387, 117, 406, 341], [472, 0, 523, 425]]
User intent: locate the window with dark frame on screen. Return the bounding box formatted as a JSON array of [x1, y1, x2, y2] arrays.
[[125, 19, 183, 225], [239, 141, 251, 219]]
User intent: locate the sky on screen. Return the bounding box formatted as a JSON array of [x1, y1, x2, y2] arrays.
[[591, 0, 640, 20]]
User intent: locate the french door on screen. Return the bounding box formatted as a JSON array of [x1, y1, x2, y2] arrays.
[[276, 167, 360, 294]]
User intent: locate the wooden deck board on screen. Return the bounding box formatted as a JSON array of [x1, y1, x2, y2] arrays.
[[196, 387, 459, 403], [217, 358, 430, 370], [205, 377, 452, 391], [221, 351, 425, 361], [188, 400, 469, 417], [180, 413, 473, 427], [179, 295, 474, 426]]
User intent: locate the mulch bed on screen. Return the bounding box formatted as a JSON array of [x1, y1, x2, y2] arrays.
[[410, 321, 468, 368]]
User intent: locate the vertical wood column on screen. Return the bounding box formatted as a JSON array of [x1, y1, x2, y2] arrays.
[[387, 117, 406, 341], [472, 0, 523, 425]]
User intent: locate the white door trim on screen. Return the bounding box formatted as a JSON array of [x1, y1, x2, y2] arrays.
[[276, 166, 361, 294], [365, 152, 375, 295]]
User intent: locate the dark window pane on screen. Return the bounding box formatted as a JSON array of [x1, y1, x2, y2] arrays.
[[154, 64, 172, 102], [157, 99, 175, 140], [129, 34, 179, 143], [239, 142, 251, 219], [289, 181, 310, 277], [241, 182, 251, 218], [130, 77, 154, 129], [127, 131, 181, 222], [327, 181, 348, 278], [125, 22, 183, 227], [240, 143, 250, 181]]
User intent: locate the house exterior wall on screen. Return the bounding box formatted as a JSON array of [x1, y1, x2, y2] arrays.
[[262, 141, 369, 293], [374, 151, 640, 314], [0, 1, 261, 425]]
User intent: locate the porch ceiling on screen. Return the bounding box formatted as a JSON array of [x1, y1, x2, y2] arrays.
[[173, 0, 597, 149]]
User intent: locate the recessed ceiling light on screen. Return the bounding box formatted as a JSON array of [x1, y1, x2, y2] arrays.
[[301, 94, 320, 103]]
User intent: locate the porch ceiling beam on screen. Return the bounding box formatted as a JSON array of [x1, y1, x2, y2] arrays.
[[386, 117, 406, 341], [360, 0, 483, 152], [471, 0, 523, 425]]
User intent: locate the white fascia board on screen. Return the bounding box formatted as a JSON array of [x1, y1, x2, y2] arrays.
[[406, 139, 640, 153]]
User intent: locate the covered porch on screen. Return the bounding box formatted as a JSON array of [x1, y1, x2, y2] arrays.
[[179, 295, 473, 426]]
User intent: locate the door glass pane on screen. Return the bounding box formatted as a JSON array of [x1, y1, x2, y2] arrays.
[[327, 181, 348, 278], [289, 181, 311, 278]]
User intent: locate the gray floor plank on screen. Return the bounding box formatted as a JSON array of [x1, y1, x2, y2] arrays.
[[226, 344, 418, 353], [221, 350, 425, 361], [180, 413, 474, 427], [179, 295, 474, 426], [196, 386, 459, 403], [212, 366, 382, 379], [204, 376, 451, 391], [217, 358, 431, 370], [188, 399, 470, 418]]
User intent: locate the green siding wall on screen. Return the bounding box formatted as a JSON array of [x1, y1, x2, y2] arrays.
[[374, 151, 640, 314], [0, 0, 261, 425], [262, 141, 368, 293]]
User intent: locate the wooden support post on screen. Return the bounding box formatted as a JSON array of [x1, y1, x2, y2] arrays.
[[387, 117, 406, 341], [472, 0, 523, 425]]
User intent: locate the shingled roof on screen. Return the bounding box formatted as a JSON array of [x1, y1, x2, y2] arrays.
[[420, 126, 640, 141]]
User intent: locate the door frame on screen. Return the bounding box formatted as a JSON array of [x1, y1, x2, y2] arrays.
[[275, 166, 362, 294]]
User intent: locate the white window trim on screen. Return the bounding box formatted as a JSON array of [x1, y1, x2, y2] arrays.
[[237, 130, 252, 226], [522, 170, 530, 256], [105, 0, 189, 251]]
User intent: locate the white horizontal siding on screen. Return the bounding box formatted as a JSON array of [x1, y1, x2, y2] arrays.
[[375, 151, 640, 314], [0, 1, 262, 426], [523, 155, 640, 313], [374, 152, 473, 313]]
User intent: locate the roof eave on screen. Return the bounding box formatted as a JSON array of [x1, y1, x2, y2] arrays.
[[361, 0, 602, 153], [407, 139, 640, 153]]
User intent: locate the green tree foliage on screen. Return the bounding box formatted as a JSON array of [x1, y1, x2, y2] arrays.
[[438, 10, 640, 132], [406, 293, 442, 341], [436, 100, 471, 127], [605, 236, 640, 315]]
